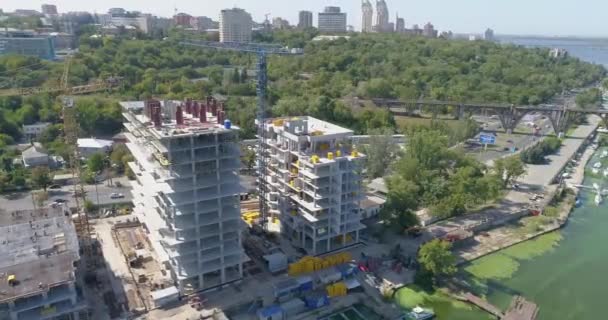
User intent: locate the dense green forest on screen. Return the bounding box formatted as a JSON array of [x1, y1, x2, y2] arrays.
[[1, 30, 604, 141], [0, 29, 605, 210]]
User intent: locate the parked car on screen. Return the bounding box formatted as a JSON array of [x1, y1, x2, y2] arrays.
[[55, 199, 67, 203], [49, 184, 61, 189], [110, 193, 125, 199]]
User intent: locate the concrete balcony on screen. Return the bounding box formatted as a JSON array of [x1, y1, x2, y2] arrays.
[[200, 258, 222, 273], [199, 224, 220, 237], [175, 251, 198, 265], [200, 235, 221, 250], [170, 150, 193, 165], [198, 211, 220, 226], [200, 247, 222, 262], [17, 299, 87, 320]]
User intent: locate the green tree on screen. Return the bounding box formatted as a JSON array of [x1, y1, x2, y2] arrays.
[[417, 239, 457, 279], [87, 153, 105, 173], [380, 176, 420, 230], [231, 67, 240, 84], [84, 200, 97, 213], [242, 148, 256, 171], [31, 167, 53, 191], [364, 128, 399, 178], [493, 155, 526, 187]]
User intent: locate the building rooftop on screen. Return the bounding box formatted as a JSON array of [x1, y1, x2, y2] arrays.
[[264, 116, 352, 138], [0, 206, 79, 303], [360, 194, 386, 210], [120, 98, 239, 139], [77, 138, 113, 149], [21, 143, 48, 159]]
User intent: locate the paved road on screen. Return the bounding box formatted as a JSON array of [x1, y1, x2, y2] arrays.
[[0, 176, 133, 211]]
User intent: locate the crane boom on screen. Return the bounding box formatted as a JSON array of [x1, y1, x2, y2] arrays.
[[182, 40, 302, 230]]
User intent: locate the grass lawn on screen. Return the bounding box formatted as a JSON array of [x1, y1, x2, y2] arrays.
[[395, 116, 465, 132]]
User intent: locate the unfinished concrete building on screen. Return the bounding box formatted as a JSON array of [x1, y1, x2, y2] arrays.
[[0, 206, 86, 320], [260, 116, 366, 255], [121, 97, 244, 294]]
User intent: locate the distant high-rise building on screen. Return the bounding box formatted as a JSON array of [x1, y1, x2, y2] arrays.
[[41, 4, 58, 15], [192, 16, 218, 31], [272, 17, 290, 30], [0, 36, 55, 59], [423, 22, 437, 38], [219, 8, 252, 42], [318, 6, 347, 33], [375, 0, 389, 32], [174, 12, 192, 27], [298, 11, 313, 29], [484, 28, 495, 41], [361, 0, 373, 32], [108, 8, 126, 16], [395, 14, 404, 32]]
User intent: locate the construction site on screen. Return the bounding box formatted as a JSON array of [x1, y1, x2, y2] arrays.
[[0, 42, 414, 320]]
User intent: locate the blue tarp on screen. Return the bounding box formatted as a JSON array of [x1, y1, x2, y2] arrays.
[[257, 305, 283, 318], [303, 293, 329, 309]]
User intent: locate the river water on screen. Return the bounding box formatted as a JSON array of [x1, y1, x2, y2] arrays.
[[470, 37, 608, 319]]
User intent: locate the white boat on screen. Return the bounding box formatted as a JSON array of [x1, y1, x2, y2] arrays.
[[604, 168, 608, 177], [593, 183, 600, 190], [592, 168, 600, 174], [405, 306, 435, 320], [601, 150, 608, 158], [596, 193, 603, 206], [593, 162, 602, 169]]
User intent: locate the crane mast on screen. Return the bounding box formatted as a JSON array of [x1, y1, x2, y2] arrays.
[[182, 40, 302, 229], [61, 58, 93, 259]]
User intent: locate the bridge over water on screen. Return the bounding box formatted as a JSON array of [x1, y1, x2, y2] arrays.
[[355, 98, 608, 135]]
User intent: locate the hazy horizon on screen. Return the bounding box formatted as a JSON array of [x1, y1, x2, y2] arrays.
[[2, 0, 607, 38]]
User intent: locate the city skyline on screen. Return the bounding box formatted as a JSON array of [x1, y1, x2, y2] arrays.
[[1, 0, 608, 37]]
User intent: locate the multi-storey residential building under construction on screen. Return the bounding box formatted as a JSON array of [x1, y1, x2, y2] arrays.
[[259, 116, 366, 255], [0, 206, 87, 320], [121, 97, 244, 294]]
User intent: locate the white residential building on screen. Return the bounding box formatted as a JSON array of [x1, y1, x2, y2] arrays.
[[121, 97, 244, 294], [318, 6, 347, 33], [260, 116, 366, 255], [22, 122, 50, 140], [219, 8, 252, 43], [21, 142, 49, 167], [77, 138, 113, 158]]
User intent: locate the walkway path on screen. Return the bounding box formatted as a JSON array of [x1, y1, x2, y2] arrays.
[[454, 121, 598, 263]]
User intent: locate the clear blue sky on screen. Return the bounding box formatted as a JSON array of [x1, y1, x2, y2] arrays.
[[2, 0, 606, 37]]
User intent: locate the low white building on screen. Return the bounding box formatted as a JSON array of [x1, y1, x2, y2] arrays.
[[21, 142, 49, 167], [22, 122, 50, 140], [77, 138, 113, 157], [359, 194, 386, 219]]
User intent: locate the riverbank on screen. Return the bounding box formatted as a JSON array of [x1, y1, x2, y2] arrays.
[[454, 139, 596, 264]]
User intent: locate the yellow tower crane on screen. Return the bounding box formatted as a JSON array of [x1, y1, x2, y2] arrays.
[[60, 57, 93, 262]]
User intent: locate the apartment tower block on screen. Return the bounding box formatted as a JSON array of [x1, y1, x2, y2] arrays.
[[122, 97, 243, 294], [260, 116, 366, 255]]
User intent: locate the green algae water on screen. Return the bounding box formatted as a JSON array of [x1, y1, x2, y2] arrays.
[[481, 157, 608, 319], [465, 148, 608, 319]]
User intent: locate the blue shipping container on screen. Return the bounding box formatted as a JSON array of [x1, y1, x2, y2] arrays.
[[296, 276, 313, 292], [335, 263, 357, 278], [303, 293, 329, 310]]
